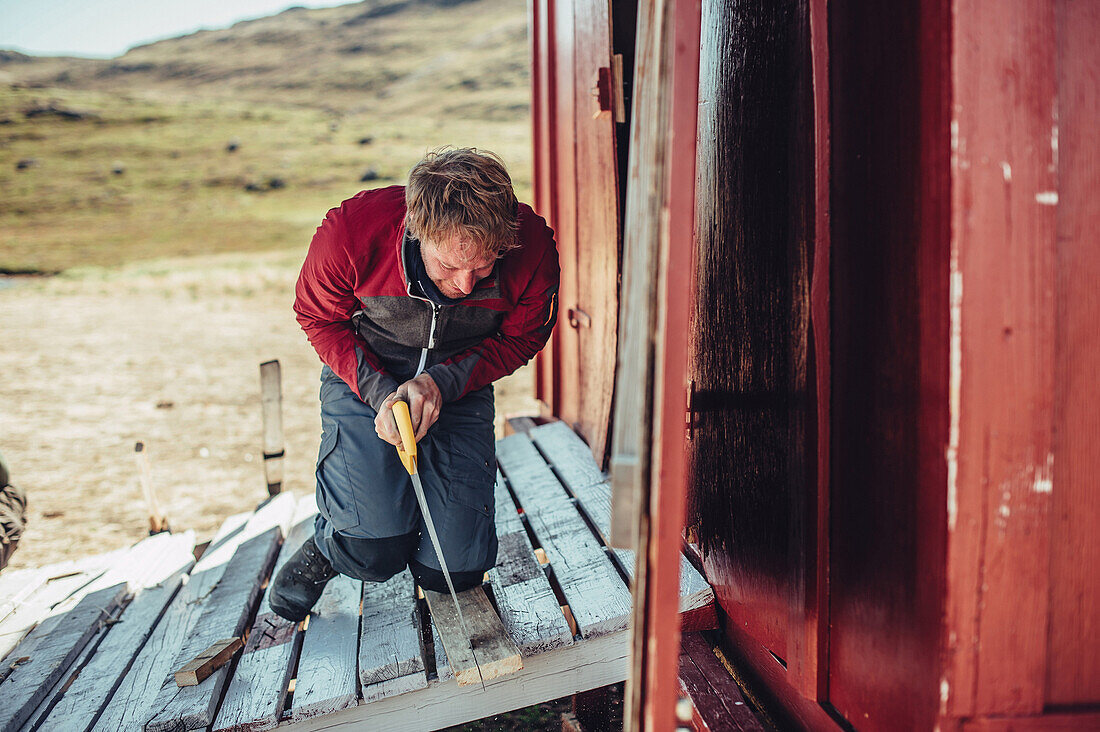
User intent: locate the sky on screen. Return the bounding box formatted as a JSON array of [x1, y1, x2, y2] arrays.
[[0, 0, 357, 58]]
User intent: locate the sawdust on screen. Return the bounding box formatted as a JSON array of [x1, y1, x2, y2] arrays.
[[0, 250, 538, 572]]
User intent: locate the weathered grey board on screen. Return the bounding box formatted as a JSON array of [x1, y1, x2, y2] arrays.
[[423, 587, 522, 686], [530, 422, 714, 613], [16, 599, 125, 732], [358, 570, 425, 701], [0, 568, 47, 628], [35, 532, 197, 732], [0, 550, 126, 664], [91, 511, 253, 732], [288, 574, 360, 723], [570, 480, 713, 613], [283, 630, 630, 732], [485, 474, 573, 656], [497, 434, 632, 639], [145, 493, 294, 732], [213, 495, 317, 732], [0, 581, 128, 732], [529, 421, 607, 493]]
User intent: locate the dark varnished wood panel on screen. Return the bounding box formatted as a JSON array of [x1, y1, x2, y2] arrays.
[[687, 0, 811, 663], [828, 0, 950, 729]]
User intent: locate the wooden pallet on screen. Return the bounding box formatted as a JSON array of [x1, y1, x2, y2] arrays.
[[0, 423, 714, 732]]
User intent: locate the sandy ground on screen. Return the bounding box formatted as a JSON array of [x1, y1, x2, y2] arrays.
[[0, 250, 538, 571]]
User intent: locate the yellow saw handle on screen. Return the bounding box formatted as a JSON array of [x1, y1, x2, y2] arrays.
[[392, 399, 418, 475]]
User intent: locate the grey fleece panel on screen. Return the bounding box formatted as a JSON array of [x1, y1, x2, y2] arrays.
[[355, 344, 400, 409], [426, 355, 481, 403]]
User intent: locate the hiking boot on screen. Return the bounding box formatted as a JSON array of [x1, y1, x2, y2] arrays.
[[269, 535, 338, 622]]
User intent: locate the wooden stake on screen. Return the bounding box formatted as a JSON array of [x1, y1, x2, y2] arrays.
[[260, 360, 284, 496], [174, 637, 243, 687], [134, 442, 169, 534]]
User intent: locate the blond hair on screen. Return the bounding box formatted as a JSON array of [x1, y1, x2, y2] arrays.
[[405, 147, 520, 257]]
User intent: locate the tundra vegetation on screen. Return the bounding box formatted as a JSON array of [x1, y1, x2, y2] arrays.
[[0, 0, 538, 577]]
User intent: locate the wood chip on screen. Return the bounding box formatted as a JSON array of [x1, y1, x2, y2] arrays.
[[174, 637, 243, 687]]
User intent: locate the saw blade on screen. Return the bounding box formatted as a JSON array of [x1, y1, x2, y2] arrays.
[[408, 471, 484, 686]]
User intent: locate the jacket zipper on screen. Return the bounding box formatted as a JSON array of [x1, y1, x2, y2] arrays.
[[415, 302, 440, 377]]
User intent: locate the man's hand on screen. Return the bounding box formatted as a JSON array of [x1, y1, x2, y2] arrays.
[[374, 374, 443, 447]]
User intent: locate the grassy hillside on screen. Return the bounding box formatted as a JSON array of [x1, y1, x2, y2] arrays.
[[0, 0, 531, 273]]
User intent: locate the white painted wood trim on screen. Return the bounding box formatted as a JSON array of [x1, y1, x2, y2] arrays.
[[276, 630, 629, 732]]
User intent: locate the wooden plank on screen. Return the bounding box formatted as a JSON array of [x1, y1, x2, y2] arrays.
[[35, 532, 197, 732], [0, 568, 47, 626], [212, 495, 317, 732], [260, 360, 284, 496], [423, 586, 522, 686], [531, 421, 714, 613], [0, 550, 126, 664], [145, 493, 295, 732], [677, 632, 764, 732], [485, 471, 573, 656], [1046, 0, 1100, 707], [174, 638, 243, 687], [504, 415, 540, 436], [571, 0, 620, 468], [496, 434, 631, 639], [288, 574, 360, 723], [282, 629, 629, 732], [0, 582, 128, 731], [946, 0, 1057, 717], [90, 506, 263, 732], [530, 420, 605, 492], [358, 570, 426, 701], [16, 599, 125, 732]]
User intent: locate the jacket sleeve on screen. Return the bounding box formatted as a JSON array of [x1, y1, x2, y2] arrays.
[[294, 207, 399, 410], [426, 241, 560, 402]]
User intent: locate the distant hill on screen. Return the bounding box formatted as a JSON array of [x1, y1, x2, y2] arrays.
[[0, 0, 529, 119], [0, 0, 532, 273]]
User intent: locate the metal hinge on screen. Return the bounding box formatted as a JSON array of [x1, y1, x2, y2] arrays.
[[685, 379, 697, 440], [595, 54, 626, 123], [568, 307, 592, 329]]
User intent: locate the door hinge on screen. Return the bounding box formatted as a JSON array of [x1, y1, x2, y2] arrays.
[[568, 306, 592, 329], [595, 54, 626, 123]]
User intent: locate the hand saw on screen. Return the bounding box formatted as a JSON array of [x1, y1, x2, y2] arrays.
[[391, 399, 483, 685]]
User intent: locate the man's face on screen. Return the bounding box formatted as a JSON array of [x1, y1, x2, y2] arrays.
[[420, 232, 497, 299]]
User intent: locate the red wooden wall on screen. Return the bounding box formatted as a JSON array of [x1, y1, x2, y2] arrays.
[[531, 0, 1100, 728], [530, 0, 622, 467]]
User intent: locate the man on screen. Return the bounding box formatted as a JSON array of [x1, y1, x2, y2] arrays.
[[269, 148, 559, 622]]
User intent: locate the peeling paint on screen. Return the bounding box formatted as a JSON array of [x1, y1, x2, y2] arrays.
[[1051, 123, 1059, 173], [1001, 161, 1012, 182], [1051, 97, 1059, 173], [947, 267, 963, 532], [940, 677, 950, 715], [1036, 191, 1059, 205], [1033, 453, 1054, 494]]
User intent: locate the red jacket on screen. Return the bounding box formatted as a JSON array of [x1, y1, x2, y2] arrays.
[[294, 186, 559, 408]]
